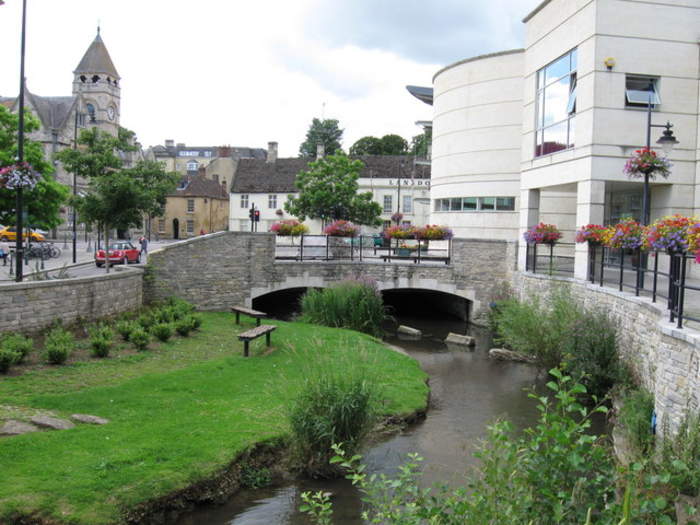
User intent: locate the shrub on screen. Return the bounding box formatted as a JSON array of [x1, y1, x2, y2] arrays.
[[129, 328, 150, 351], [660, 412, 700, 497], [289, 369, 377, 478], [0, 349, 19, 373], [138, 313, 156, 330], [239, 465, 272, 489], [175, 318, 193, 337], [88, 325, 114, 358], [1, 333, 33, 364], [151, 322, 173, 342], [43, 326, 74, 365], [115, 320, 136, 342], [299, 280, 386, 336], [617, 388, 655, 458], [156, 307, 176, 323], [190, 314, 203, 330]]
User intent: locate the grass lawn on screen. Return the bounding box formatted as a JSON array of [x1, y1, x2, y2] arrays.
[[0, 312, 428, 524]]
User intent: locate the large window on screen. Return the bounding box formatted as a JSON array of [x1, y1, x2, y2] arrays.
[[186, 220, 194, 234], [187, 199, 195, 213], [240, 194, 249, 208], [434, 196, 515, 212], [402, 195, 412, 214], [535, 49, 577, 157], [383, 195, 393, 213], [158, 219, 165, 233]]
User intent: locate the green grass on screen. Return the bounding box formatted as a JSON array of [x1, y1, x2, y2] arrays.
[[0, 313, 428, 524]]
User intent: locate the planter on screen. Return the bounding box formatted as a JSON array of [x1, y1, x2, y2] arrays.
[[396, 248, 412, 257]]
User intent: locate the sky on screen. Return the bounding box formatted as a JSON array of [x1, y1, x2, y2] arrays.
[[0, 0, 537, 157]]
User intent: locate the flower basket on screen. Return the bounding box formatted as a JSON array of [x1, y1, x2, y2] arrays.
[[623, 148, 672, 179], [323, 220, 358, 237], [523, 223, 562, 245], [575, 224, 607, 246], [390, 212, 404, 224], [270, 220, 308, 236], [384, 225, 416, 240], [602, 218, 647, 250], [414, 225, 453, 241], [647, 215, 697, 254], [275, 209, 284, 217], [0, 162, 41, 190]]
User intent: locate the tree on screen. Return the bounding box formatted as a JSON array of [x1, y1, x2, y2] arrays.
[[299, 118, 343, 158], [411, 128, 432, 158], [0, 105, 69, 229], [378, 134, 408, 155], [284, 154, 382, 226], [349, 134, 408, 156]]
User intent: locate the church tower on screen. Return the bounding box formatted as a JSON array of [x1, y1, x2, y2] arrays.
[[72, 28, 121, 136]]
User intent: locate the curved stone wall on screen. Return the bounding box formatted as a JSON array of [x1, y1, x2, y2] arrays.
[[431, 50, 524, 240]]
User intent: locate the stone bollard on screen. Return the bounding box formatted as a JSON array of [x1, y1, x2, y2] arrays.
[[397, 325, 422, 337], [445, 333, 476, 347]]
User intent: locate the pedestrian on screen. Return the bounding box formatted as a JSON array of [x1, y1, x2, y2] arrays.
[[138, 236, 148, 257], [199, 228, 206, 235]]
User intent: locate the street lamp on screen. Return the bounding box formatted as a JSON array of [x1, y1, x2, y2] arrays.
[[14, 0, 28, 282]]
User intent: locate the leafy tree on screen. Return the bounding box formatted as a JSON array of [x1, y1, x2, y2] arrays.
[[122, 160, 179, 239], [411, 128, 432, 158], [0, 105, 68, 229], [284, 154, 382, 226], [299, 118, 343, 158], [378, 134, 408, 155], [349, 136, 383, 156]]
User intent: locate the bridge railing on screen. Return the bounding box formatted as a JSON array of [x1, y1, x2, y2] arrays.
[[524, 242, 575, 277], [274, 235, 451, 265]]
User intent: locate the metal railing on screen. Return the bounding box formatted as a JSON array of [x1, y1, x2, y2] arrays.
[[525, 242, 576, 276], [275, 235, 452, 265]]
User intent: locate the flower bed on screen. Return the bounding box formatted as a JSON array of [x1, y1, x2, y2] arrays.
[[323, 220, 359, 237], [523, 223, 562, 245], [415, 225, 453, 241], [270, 220, 308, 236]]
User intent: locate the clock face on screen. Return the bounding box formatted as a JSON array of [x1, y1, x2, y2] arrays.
[[107, 106, 115, 121]]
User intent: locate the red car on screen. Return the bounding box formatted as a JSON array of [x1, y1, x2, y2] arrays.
[[95, 241, 141, 267]]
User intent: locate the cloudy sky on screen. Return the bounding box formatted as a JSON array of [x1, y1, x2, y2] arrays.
[[0, 0, 537, 157]]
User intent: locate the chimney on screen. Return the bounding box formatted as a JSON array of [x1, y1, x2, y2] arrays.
[[177, 142, 185, 149], [267, 141, 278, 163], [218, 145, 232, 158], [316, 142, 325, 159], [165, 139, 174, 148], [198, 166, 206, 177]]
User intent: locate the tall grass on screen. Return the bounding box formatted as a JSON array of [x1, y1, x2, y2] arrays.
[[299, 280, 386, 336]]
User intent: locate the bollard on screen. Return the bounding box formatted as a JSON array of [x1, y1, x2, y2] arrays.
[[86, 235, 92, 252], [62, 234, 68, 249], [8, 253, 13, 276], [40, 250, 45, 270]]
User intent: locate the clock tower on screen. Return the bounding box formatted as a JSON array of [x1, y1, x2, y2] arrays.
[[72, 28, 121, 136]]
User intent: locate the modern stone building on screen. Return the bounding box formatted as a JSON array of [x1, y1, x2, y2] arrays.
[[229, 142, 431, 234], [411, 0, 700, 279]]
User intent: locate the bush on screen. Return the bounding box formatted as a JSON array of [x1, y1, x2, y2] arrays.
[[300, 280, 386, 337], [138, 313, 156, 330], [155, 307, 176, 323], [115, 320, 136, 342], [88, 325, 114, 358], [0, 349, 19, 373], [0, 333, 33, 364], [661, 412, 700, 497], [617, 388, 655, 458], [175, 318, 193, 337], [190, 314, 202, 330], [129, 328, 150, 351], [289, 369, 377, 478], [151, 323, 173, 342], [43, 326, 74, 365]]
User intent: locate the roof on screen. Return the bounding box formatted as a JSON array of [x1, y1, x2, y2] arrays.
[[232, 155, 431, 194], [74, 32, 120, 79], [0, 97, 15, 109], [151, 144, 266, 160], [406, 85, 433, 106], [25, 91, 76, 130], [523, 0, 552, 22], [171, 174, 229, 200], [433, 49, 524, 82]]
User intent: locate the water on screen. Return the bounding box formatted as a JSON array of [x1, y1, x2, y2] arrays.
[[176, 314, 544, 525]]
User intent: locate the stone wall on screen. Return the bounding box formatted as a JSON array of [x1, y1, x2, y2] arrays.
[[514, 272, 700, 436], [0, 267, 143, 333], [144, 232, 514, 317]]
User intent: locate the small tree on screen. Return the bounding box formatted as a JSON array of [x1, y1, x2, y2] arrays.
[[349, 136, 383, 156], [378, 134, 408, 155], [123, 160, 179, 239], [284, 155, 382, 227], [349, 134, 409, 156], [410, 128, 432, 158], [299, 118, 343, 158]]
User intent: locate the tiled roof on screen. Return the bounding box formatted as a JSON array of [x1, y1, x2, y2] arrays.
[[74, 33, 120, 79], [152, 145, 266, 160], [171, 174, 229, 199], [25, 91, 76, 130], [231, 155, 431, 193], [0, 97, 15, 109]]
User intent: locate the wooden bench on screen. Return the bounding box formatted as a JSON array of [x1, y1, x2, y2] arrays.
[[238, 325, 276, 357], [231, 306, 268, 326]]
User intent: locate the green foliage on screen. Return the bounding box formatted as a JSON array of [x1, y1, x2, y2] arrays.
[[0, 349, 18, 373], [300, 281, 386, 336], [0, 333, 33, 364], [151, 323, 173, 342], [239, 465, 272, 489], [660, 412, 700, 496], [299, 118, 343, 158], [138, 313, 156, 330], [349, 134, 409, 156], [0, 106, 68, 229], [43, 327, 74, 365], [300, 490, 333, 525], [88, 325, 114, 358], [190, 314, 203, 330], [410, 127, 432, 158], [284, 154, 382, 226], [115, 320, 136, 342], [129, 327, 150, 351], [289, 367, 378, 478], [617, 388, 655, 458], [175, 318, 193, 337]]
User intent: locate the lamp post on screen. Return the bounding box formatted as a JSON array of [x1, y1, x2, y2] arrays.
[[14, 0, 27, 282]]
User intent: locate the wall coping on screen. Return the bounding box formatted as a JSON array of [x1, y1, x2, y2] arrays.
[[149, 231, 274, 256], [0, 265, 143, 292]]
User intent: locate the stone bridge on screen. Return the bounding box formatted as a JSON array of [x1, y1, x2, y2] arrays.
[[145, 232, 515, 320]]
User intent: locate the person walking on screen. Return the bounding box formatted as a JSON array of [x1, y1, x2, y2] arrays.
[[138, 236, 148, 258]]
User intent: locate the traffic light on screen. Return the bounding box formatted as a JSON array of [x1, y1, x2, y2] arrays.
[[254, 210, 260, 222], [249, 207, 255, 220]]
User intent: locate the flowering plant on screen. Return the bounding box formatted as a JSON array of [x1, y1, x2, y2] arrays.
[[269, 219, 308, 236], [646, 215, 697, 253], [391, 212, 403, 223], [323, 220, 358, 237], [602, 218, 647, 250], [623, 148, 672, 179], [0, 162, 41, 190], [414, 224, 453, 240], [383, 225, 416, 239], [523, 223, 562, 245], [575, 224, 607, 245]]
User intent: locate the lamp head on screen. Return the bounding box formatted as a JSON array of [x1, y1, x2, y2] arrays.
[[657, 122, 679, 155]]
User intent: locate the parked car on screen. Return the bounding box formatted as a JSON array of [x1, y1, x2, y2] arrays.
[[0, 226, 46, 242], [95, 241, 141, 267]]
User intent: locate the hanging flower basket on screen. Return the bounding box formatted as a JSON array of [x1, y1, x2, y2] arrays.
[[575, 224, 607, 246], [324, 220, 359, 237], [523, 223, 562, 245], [0, 162, 41, 190], [646, 215, 696, 254], [623, 148, 672, 179], [390, 212, 404, 223], [414, 225, 453, 241], [602, 218, 647, 250], [269, 219, 308, 236], [383, 225, 416, 240], [275, 208, 284, 216]]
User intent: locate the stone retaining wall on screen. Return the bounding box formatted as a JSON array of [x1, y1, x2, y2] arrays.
[[0, 267, 143, 333], [514, 272, 700, 436]]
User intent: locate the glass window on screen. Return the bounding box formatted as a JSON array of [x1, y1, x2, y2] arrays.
[[463, 197, 478, 210], [626, 76, 660, 107], [402, 195, 412, 214], [158, 219, 165, 233], [535, 48, 577, 157], [268, 195, 277, 209], [240, 194, 249, 208], [480, 197, 495, 211], [496, 197, 516, 211], [401, 221, 411, 227], [187, 199, 195, 213], [383, 195, 393, 213], [450, 198, 462, 211], [186, 220, 194, 234]]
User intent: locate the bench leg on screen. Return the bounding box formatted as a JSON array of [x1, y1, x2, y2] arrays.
[[243, 340, 249, 357], [256, 317, 261, 327], [265, 332, 271, 347], [235, 311, 240, 325]]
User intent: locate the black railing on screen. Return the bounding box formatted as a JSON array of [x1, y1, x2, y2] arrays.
[[525, 242, 575, 276], [274, 235, 451, 265]]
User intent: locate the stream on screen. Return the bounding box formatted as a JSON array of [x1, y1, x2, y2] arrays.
[[176, 314, 545, 524]]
